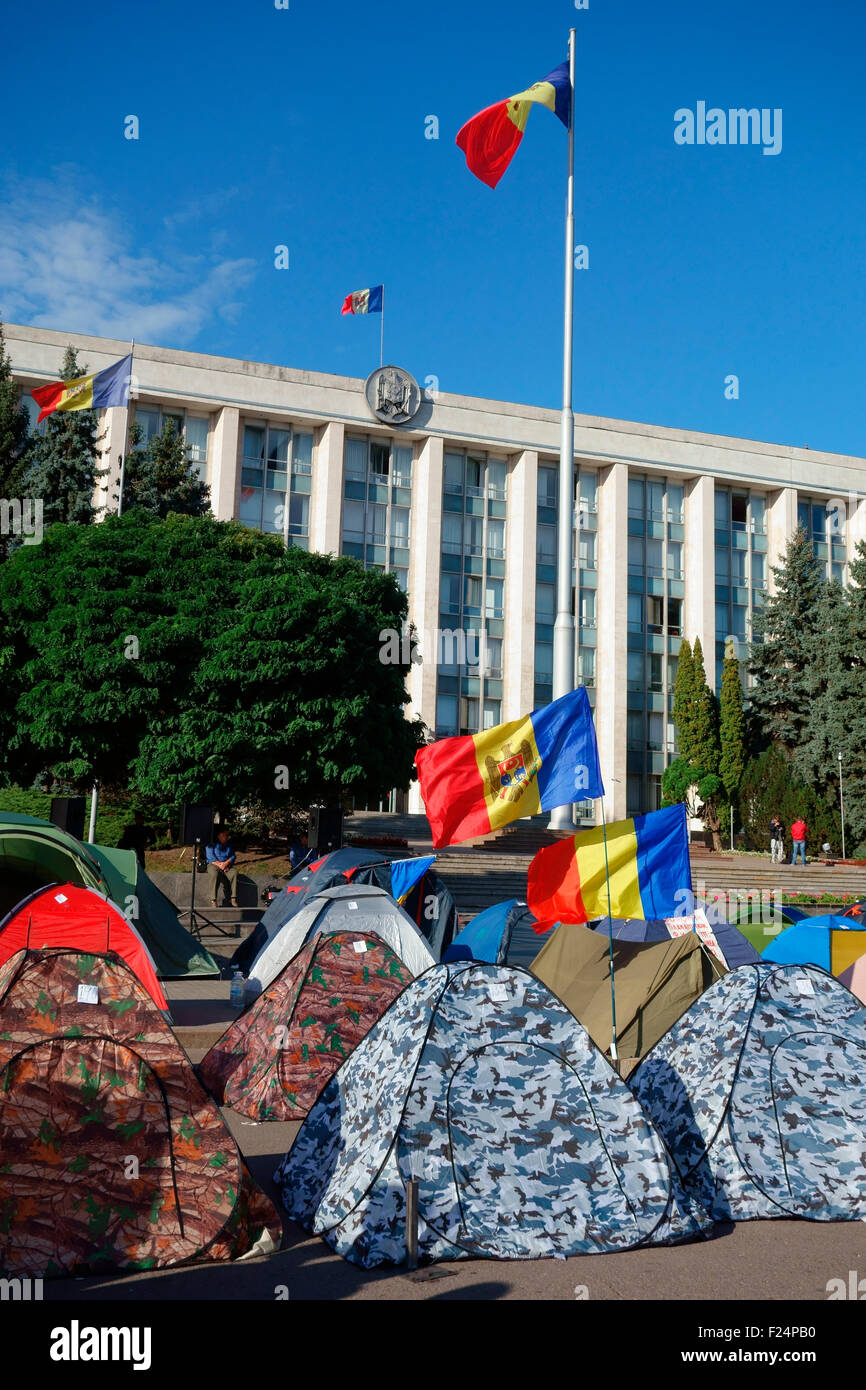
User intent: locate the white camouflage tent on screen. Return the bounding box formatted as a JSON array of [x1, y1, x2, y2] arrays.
[[245, 883, 435, 997]]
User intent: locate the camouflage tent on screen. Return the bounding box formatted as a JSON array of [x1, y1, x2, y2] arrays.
[[0, 947, 281, 1277], [531, 921, 726, 1069], [631, 962, 866, 1222], [246, 883, 435, 998], [275, 961, 711, 1267], [199, 931, 414, 1121]]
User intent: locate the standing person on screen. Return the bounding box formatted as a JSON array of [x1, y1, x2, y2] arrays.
[[769, 814, 785, 864], [790, 815, 808, 866], [206, 828, 239, 906]]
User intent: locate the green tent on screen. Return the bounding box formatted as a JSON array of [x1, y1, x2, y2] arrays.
[[0, 814, 217, 977]]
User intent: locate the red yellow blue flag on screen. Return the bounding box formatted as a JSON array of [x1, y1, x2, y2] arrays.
[[31, 353, 132, 424], [415, 687, 603, 849], [341, 285, 384, 316], [456, 60, 571, 189], [527, 803, 692, 931]]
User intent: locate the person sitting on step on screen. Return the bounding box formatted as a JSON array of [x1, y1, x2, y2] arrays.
[[206, 828, 239, 907]]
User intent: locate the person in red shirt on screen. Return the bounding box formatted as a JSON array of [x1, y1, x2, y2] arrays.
[[790, 817, 807, 865]]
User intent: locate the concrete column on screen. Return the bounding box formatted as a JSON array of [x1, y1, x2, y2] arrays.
[[210, 406, 240, 521], [766, 486, 797, 592], [503, 449, 537, 720], [93, 405, 127, 516], [684, 473, 714, 658], [309, 421, 344, 555], [407, 436, 443, 813], [596, 461, 628, 821]]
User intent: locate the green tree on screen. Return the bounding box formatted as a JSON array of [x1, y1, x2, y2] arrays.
[[795, 576, 866, 853], [719, 638, 747, 822], [122, 417, 210, 518], [739, 744, 840, 857], [671, 638, 695, 760], [688, 637, 724, 850], [748, 525, 824, 754], [0, 320, 31, 522], [0, 512, 422, 812], [22, 347, 104, 525]]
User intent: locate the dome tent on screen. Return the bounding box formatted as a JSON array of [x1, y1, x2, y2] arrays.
[[199, 930, 414, 1120], [588, 912, 761, 969], [443, 898, 542, 967], [532, 921, 726, 1068], [232, 847, 457, 973], [0, 814, 217, 978], [246, 883, 434, 998], [0, 883, 168, 1012], [762, 915, 866, 976], [0, 947, 281, 1277], [631, 962, 866, 1223], [275, 961, 712, 1268]]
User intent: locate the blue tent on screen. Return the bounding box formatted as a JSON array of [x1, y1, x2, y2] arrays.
[[275, 961, 712, 1266], [632, 963, 866, 1222], [762, 915, 866, 972], [588, 916, 761, 969], [443, 899, 544, 968]]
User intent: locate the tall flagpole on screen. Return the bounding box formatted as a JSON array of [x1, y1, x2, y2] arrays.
[[379, 285, 385, 367], [117, 337, 134, 517], [549, 27, 577, 832]]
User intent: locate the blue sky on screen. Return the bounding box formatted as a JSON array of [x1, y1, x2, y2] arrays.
[[1, 0, 864, 456]]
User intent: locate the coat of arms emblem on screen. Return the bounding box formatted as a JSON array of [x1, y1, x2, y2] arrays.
[[364, 365, 420, 426], [485, 739, 542, 804]]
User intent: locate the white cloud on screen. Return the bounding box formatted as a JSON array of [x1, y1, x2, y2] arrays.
[[0, 176, 257, 345]]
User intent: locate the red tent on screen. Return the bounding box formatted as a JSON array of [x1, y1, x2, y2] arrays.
[[0, 884, 168, 1011]]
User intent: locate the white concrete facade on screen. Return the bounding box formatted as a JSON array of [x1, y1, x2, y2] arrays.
[[8, 321, 866, 822]]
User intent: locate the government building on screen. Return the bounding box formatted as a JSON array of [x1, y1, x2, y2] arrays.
[[8, 321, 866, 824]]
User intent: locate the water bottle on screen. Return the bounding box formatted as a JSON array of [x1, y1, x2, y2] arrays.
[[229, 969, 245, 1010]]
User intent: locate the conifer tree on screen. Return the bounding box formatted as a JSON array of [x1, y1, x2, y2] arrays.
[[671, 637, 695, 761], [22, 347, 104, 525], [719, 638, 746, 805], [0, 320, 31, 562], [122, 417, 210, 518], [748, 525, 824, 753], [688, 636, 724, 849]]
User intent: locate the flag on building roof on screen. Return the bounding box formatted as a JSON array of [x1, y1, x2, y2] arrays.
[[415, 686, 603, 849], [456, 59, 571, 189], [527, 803, 692, 932], [30, 353, 133, 424], [341, 285, 383, 316]]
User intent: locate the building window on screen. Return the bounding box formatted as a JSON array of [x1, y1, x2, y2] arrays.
[[134, 406, 211, 479], [342, 436, 413, 578], [239, 423, 310, 543]]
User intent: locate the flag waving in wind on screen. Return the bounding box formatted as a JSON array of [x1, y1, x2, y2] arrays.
[[31, 353, 132, 424], [456, 59, 571, 188], [341, 285, 383, 315], [527, 803, 692, 932], [415, 687, 603, 849]]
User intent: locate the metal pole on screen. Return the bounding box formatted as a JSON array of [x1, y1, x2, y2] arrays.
[[599, 798, 619, 1064], [405, 1178, 419, 1270], [838, 750, 846, 860], [118, 337, 134, 516], [379, 285, 385, 368], [87, 780, 98, 843], [117, 452, 126, 516], [549, 26, 577, 833], [730, 801, 734, 852]]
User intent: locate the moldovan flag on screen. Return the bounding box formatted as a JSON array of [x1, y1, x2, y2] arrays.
[[415, 686, 603, 849], [30, 353, 133, 424], [456, 59, 571, 189], [527, 803, 692, 932], [341, 285, 383, 315]]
